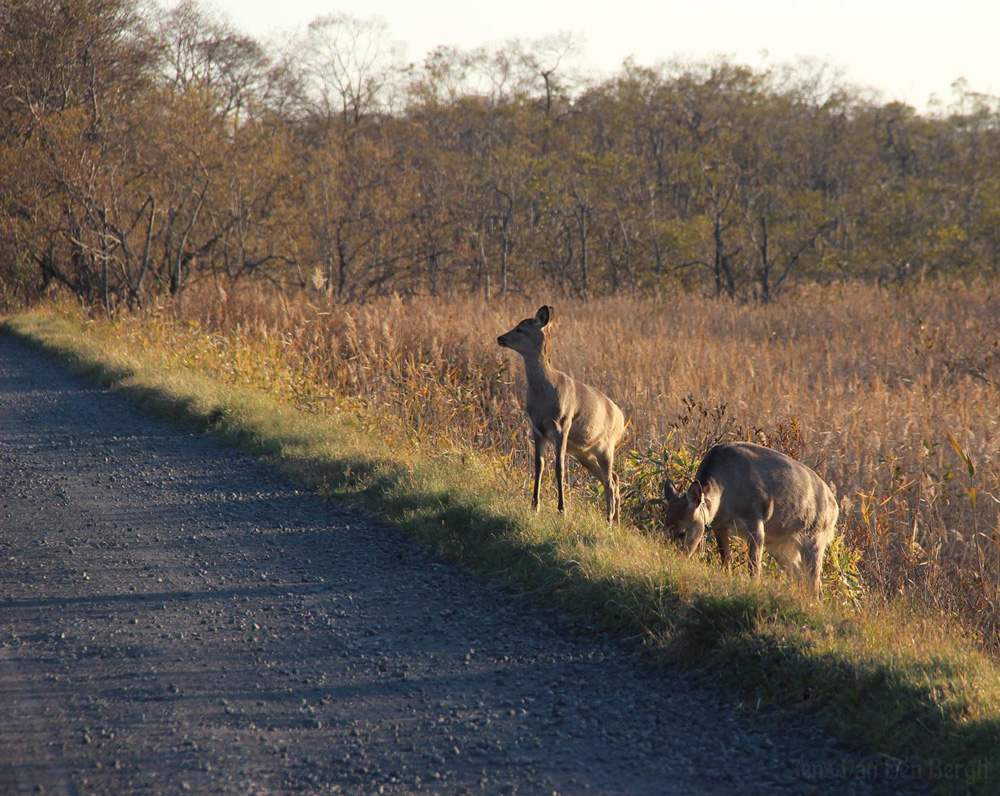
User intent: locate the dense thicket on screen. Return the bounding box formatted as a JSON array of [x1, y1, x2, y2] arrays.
[[3, 0, 1000, 310]]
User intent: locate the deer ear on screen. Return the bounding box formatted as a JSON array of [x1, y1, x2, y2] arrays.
[[535, 305, 551, 326], [663, 477, 681, 502], [687, 480, 704, 508]]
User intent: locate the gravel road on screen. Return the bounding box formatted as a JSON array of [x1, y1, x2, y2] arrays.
[[0, 332, 928, 796]]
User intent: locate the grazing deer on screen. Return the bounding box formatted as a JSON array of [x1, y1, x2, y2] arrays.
[[497, 305, 626, 523], [662, 442, 838, 595]]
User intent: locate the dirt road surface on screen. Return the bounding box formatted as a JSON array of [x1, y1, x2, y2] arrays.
[[0, 333, 924, 795]]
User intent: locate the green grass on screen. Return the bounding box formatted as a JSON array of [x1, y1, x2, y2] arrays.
[[3, 307, 1000, 795]]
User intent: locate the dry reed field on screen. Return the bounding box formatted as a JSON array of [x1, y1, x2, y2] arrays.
[[128, 280, 1000, 651]]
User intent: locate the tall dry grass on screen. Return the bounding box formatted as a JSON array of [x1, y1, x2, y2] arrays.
[[130, 280, 1000, 649]]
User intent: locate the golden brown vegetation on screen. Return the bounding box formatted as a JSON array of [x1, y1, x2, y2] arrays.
[[113, 279, 1000, 651]]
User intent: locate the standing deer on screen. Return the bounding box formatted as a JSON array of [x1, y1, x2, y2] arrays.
[[498, 305, 626, 523], [662, 442, 838, 595]]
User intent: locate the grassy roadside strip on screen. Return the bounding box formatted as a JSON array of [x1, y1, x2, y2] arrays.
[[4, 307, 999, 795]]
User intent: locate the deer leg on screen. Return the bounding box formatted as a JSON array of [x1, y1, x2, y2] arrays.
[[610, 469, 620, 523], [745, 519, 766, 578], [532, 430, 545, 512], [554, 424, 569, 515], [578, 452, 614, 524], [799, 536, 825, 597], [766, 542, 790, 573], [715, 523, 733, 570], [593, 446, 618, 524]]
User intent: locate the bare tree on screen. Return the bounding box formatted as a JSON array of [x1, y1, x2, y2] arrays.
[[153, 0, 270, 121], [298, 13, 406, 125]]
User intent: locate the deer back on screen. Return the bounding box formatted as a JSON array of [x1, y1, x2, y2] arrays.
[[698, 443, 838, 537]]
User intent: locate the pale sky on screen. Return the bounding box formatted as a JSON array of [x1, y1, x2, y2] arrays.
[[204, 0, 999, 113]]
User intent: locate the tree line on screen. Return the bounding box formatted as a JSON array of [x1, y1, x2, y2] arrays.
[[3, 0, 1000, 312]]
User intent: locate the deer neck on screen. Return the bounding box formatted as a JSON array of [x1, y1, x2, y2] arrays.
[[520, 344, 557, 391]]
